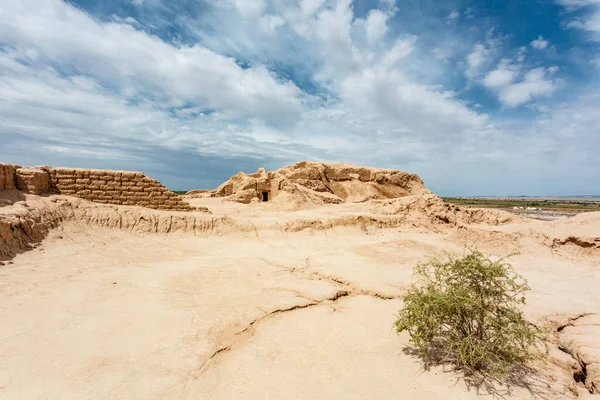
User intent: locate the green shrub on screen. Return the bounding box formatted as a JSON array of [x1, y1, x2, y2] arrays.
[[395, 249, 542, 376]]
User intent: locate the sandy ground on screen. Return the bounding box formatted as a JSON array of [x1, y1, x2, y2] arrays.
[[1, 195, 599, 399]]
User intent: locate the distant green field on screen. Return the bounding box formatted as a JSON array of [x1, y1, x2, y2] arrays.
[[443, 197, 600, 212], [173, 190, 187, 195]]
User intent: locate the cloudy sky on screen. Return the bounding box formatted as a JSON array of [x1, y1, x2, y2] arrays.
[[1, 0, 599, 195]]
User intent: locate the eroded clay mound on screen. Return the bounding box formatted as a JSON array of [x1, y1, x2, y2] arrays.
[[0, 196, 68, 261], [371, 194, 521, 227], [0, 195, 221, 261], [184, 189, 212, 198], [210, 161, 431, 208]]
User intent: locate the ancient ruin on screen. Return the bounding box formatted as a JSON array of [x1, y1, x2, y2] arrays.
[[186, 161, 431, 210], [1, 163, 193, 211], [1, 160, 599, 399]]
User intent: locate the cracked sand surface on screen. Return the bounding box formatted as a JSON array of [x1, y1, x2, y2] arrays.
[[1, 196, 600, 398]]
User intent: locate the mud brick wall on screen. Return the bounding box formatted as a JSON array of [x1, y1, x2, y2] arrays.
[[15, 167, 51, 195], [0, 164, 17, 191], [43, 168, 193, 211]]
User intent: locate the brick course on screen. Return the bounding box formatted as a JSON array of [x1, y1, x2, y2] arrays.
[[0, 163, 193, 212]]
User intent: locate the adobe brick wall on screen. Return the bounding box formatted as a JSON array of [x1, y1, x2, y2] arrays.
[[45, 167, 193, 211], [0, 163, 193, 212], [15, 167, 50, 195], [0, 164, 17, 191]]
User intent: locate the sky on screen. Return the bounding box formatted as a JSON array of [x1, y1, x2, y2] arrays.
[[0, 0, 599, 195]]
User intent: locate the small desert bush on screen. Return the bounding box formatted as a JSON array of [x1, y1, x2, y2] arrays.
[[395, 249, 542, 376]]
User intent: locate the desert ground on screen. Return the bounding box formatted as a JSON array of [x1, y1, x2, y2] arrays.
[[1, 162, 599, 399]]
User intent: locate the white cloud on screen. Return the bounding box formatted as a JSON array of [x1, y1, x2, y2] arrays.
[[339, 67, 488, 133], [556, 0, 600, 7], [472, 41, 562, 108], [467, 44, 487, 69], [446, 10, 460, 24], [365, 10, 389, 45], [531, 35, 549, 49], [558, 0, 600, 39], [314, 0, 353, 46], [381, 37, 417, 69], [465, 43, 492, 79], [469, 34, 560, 108], [311, 0, 362, 79], [569, 10, 600, 34], [438, 91, 600, 194], [497, 67, 559, 107], [463, 30, 505, 81], [432, 47, 449, 61], [0, 0, 304, 123], [232, 0, 265, 19], [516, 46, 527, 62], [259, 15, 285, 34], [0, 0, 487, 158], [281, 0, 329, 38], [482, 60, 519, 89], [300, 0, 327, 17], [536, 105, 550, 112], [548, 65, 560, 73], [380, 0, 397, 8], [131, 0, 144, 6]]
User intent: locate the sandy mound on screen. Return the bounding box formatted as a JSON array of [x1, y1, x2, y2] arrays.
[[0, 194, 228, 261], [0, 193, 66, 261], [197, 161, 430, 209], [371, 194, 521, 226], [184, 189, 212, 198]]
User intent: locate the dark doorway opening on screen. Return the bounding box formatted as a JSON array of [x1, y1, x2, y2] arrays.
[[261, 192, 269, 202]]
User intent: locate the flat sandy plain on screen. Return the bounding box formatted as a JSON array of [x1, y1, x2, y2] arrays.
[[1, 194, 599, 399]]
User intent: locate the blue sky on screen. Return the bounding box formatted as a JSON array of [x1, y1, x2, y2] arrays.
[[0, 0, 599, 195]]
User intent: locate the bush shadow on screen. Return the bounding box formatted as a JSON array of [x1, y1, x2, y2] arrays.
[[402, 343, 554, 399]]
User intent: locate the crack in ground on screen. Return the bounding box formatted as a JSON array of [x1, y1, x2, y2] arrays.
[[557, 344, 592, 394], [555, 313, 597, 394], [204, 344, 230, 364], [196, 288, 351, 375], [194, 257, 403, 377], [308, 271, 399, 300], [556, 313, 594, 333], [233, 291, 350, 338], [261, 256, 404, 301]]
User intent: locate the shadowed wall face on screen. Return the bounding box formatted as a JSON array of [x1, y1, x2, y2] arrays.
[[0, 164, 17, 191]]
